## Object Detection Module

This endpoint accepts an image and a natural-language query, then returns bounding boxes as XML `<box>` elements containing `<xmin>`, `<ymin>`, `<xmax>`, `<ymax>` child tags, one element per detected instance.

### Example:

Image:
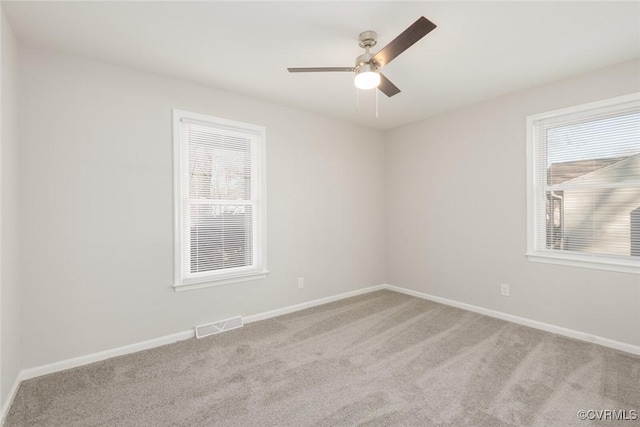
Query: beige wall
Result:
<box><xmin>18</xmin><ymin>46</ymin><xmax>386</xmax><ymax>369</ymax></box>
<box><xmin>385</xmin><ymin>59</ymin><xmax>640</xmax><ymax>347</ymax></box>
<box><xmin>9</xmin><ymin>38</ymin><xmax>640</xmax><ymax>380</ymax></box>
<box><xmin>1</xmin><ymin>10</ymin><xmax>21</xmax><ymax>407</ymax></box>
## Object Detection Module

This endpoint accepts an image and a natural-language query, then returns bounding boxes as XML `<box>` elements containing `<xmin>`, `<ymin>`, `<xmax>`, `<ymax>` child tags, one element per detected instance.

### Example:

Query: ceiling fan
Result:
<box><xmin>287</xmin><ymin>16</ymin><xmax>437</xmax><ymax>97</ymax></box>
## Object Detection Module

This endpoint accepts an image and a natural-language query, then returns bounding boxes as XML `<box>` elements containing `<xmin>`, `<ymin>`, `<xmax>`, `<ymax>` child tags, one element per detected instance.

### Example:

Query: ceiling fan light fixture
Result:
<box><xmin>354</xmin><ymin>63</ymin><xmax>380</xmax><ymax>90</ymax></box>
<box><xmin>287</xmin><ymin>16</ymin><xmax>437</xmax><ymax>98</ymax></box>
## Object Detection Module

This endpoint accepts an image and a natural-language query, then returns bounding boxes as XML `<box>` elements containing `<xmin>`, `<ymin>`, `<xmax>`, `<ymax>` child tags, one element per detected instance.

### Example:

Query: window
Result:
<box><xmin>173</xmin><ymin>110</ymin><xmax>267</xmax><ymax>291</ymax></box>
<box><xmin>526</xmin><ymin>93</ymin><xmax>640</xmax><ymax>274</ymax></box>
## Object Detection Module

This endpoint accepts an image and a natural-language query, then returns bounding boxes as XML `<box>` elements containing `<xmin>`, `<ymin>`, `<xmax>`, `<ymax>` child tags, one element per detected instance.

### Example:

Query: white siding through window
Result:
<box><xmin>526</xmin><ymin>93</ymin><xmax>640</xmax><ymax>274</ymax></box>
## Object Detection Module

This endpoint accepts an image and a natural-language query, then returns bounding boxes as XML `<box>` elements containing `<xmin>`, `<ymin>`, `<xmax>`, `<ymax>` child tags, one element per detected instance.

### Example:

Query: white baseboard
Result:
<box><xmin>0</xmin><ymin>374</ymin><xmax>22</xmax><ymax>426</ymax></box>
<box><xmin>243</xmin><ymin>285</ymin><xmax>386</xmax><ymax>324</ymax></box>
<box><xmin>384</xmin><ymin>284</ymin><xmax>640</xmax><ymax>356</ymax></box>
<box><xmin>20</xmin><ymin>285</ymin><xmax>385</xmax><ymax>381</ymax></box>
<box><xmin>19</xmin><ymin>330</ymin><xmax>195</xmax><ymax>382</ymax></box>
<box><xmin>3</xmin><ymin>282</ymin><xmax>638</xmax><ymax>424</ymax></box>
<box><xmin>2</xmin><ymin>284</ymin><xmax>387</xmax><ymax>424</ymax></box>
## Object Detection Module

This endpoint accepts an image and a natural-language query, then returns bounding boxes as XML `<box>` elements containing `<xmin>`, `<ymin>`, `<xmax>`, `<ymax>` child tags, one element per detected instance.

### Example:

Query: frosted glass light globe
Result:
<box><xmin>354</xmin><ymin>71</ymin><xmax>381</xmax><ymax>90</ymax></box>
<box><xmin>354</xmin><ymin>64</ymin><xmax>380</xmax><ymax>89</ymax></box>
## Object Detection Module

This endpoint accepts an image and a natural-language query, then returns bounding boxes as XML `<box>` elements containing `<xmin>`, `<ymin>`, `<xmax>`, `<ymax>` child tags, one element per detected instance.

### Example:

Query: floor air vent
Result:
<box><xmin>195</xmin><ymin>316</ymin><xmax>243</xmax><ymax>339</ymax></box>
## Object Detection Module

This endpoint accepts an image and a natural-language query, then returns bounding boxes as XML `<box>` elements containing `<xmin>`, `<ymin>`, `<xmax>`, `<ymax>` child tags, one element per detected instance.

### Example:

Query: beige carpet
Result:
<box><xmin>6</xmin><ymin>290</ymin><xmax>639</xmax><ymax>426</ymax></box>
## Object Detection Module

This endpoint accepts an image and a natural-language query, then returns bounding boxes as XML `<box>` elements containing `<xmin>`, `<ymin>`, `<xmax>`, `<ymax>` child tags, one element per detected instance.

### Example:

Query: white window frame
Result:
<box><xmin>526</xmin><ymin>92</ymin><xmax>640</xmax><ymax>275</ymax></box>
<box><xmin>173</xmin><ymin>109</ymin><xmax>268</xmax><ymax>291</ymax></box>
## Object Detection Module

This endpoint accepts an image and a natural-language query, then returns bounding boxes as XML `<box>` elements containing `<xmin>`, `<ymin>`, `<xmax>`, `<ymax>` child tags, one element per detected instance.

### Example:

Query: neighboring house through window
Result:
<box><xmin>527</xmin><ymin>93</ymin><xmax>640</xmax><ymax>274</ymax></box>
<box><xmin>173</xmin><ymin>110</ymin><xmax>267</xmax><ymax>291</ymax></box>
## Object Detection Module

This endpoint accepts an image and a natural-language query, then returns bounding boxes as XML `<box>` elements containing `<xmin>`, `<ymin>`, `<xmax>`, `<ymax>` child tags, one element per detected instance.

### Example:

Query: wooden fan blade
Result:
<box><xmin>372</xmin><ymin>16</ymin><xmax>436</xmax><ymax>68</ymax></box>
<box><xmin>378</xmin><ymin>73</ymin><xmax>401</xmax><ymax>97</ymax></box>
<box><xmin>287</xmin><ymin>67</ymin><xmax>355</xmax><ymax>72</ymax></box>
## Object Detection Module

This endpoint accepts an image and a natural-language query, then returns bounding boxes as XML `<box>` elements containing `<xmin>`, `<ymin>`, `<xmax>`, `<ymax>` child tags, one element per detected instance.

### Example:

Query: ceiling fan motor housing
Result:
<box><xmin>355</xmin><ymin>52</ymin><xmax>379</xmax><ymax>71</ymax></box>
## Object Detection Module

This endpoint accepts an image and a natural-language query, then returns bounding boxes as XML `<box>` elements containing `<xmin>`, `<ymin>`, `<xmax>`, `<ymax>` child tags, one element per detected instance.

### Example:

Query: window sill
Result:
<box><xmin>173</xmin><ymin>270</ymin><xmax>269</xmax><ymax>292</ymax></box>
<box><xmin>526</xmin><ymin>252</ymin><xmax>639</xmax><ymax>275</ymax></box>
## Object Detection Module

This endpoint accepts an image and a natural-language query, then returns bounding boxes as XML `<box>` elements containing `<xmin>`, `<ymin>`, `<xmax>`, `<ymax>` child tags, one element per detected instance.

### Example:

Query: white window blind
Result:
<box><xmin>527</xmin><ymin>93</ymin><xmax>640</xmax><ymax>274</ymax></box>
<box><xmin>173</xmin><ymin>110</ymin><xmax>267</xmax><ymax>290</ymax></box>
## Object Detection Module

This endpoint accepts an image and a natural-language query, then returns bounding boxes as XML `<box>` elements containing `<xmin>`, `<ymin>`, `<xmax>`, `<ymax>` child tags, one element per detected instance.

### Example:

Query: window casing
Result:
<box><xmin>526</xmin><ymin>93</ymin><xmax>640</xmax><ymax>274</ymax></box>
<box><xmin>173</xmin><ymin>110</ymin><xmax>267</xmax><ymax>291</ymax></box>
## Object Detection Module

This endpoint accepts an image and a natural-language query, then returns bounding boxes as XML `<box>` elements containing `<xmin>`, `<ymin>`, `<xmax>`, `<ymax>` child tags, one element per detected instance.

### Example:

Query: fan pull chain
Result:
<box><xmin>356</xmin><ymin>88</ymin><xmax>359</xmax><ymax>113</ymax></box>
<box><xmin>376</xmin><ymin>88</ymin><xmax>379</xmax><ymax>118</ymax></box>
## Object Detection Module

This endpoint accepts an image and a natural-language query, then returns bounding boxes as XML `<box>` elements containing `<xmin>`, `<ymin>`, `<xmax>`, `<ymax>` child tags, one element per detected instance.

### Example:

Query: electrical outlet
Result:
<box><xmin>501</xmin><ymin>283</ymin><xmax>510</xmax><ymax>297</ymax></box>
<box><xmin>297</xmin><ymin>277</ymin><xmax>304</xmax><ymax>289</ymax></box>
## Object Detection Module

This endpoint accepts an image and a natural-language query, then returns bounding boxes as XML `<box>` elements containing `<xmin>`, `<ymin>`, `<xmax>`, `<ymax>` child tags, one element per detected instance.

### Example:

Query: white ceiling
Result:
<box><xmin>4</xmin><ymin>1</ymin><xmax>640</xmax><ymax>130</ymax></box>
